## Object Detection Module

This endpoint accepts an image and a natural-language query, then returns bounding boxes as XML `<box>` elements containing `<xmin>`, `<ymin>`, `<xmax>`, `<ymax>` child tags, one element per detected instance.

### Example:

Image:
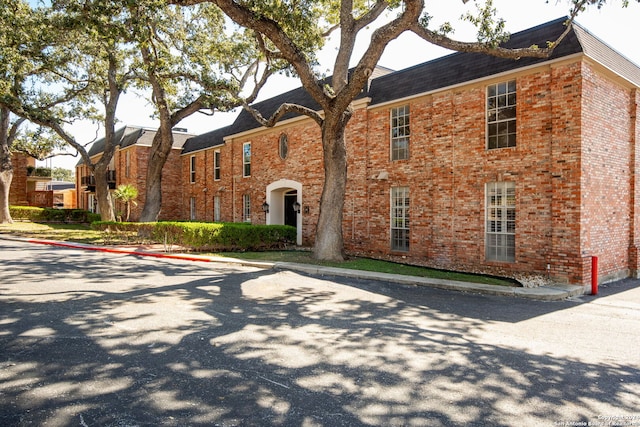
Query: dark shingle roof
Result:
<box><xmin>86</xmin><ymin>126</ymin><xmax>134</xmax><ymax>157</ymax></box>
<box><xmin>182</xmin><ymin>125</ymin><xmax>233</xmax><ymax>154</ymax></box>
<box><xmin>231</xmin><ymin>84</ymin><xmax>324</xmax><ymax>134</ymax></box>
<box><xmin>183</xmin><ymin>16</ymin><xmax>640</xmax><ymax>154</ymax></box>
<box><xmin>369</xmin><ymin>17</ymin><xmax>583</xmax><ymax>105</ymax></box>
<box><xmin>81</xmin><ymin>126</ymin><xmax>194</xmax><ymax>164</ymax></box>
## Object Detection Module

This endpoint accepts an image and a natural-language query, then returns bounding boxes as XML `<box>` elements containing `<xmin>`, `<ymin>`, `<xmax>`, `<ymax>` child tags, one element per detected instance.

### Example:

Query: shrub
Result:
<box><xmin>9</xmin><ymin>206</ymin><xmax>100</xmax><ymax>223</ymax></box>
<box><xmin>91</xmin><ymin>221</ymin><xmax>296</xmax><ymax>251</ymax></box>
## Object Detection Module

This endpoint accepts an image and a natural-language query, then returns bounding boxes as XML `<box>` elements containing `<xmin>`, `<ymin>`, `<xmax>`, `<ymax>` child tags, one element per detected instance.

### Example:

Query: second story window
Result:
<box><xmin>487</xmin><ymin>80</ymin><xmax>516</xmax><ymax>149</ymax></box>
<box><xmin>243</xmin><ymin>142</ymin><xmax>251</xmax><ymax>177</ymax></box>
<box><xmin>190</xmin><ymin>155</ymin><xmax>196</xmax><ymax>183</ymax></box>
<box><xmin>125</xmin><ymin>151</ymin><xmax>130</xmax><ymax>178</ymax></box>
<box><xmin>391</xmin><ymin>105</ymin><xmax>410</xmax><ymax>161</ymax></box>
<box><xmin>214</xmin><ymin>150</ymin><xmax>221</xmax><ymax>181</ymax></box>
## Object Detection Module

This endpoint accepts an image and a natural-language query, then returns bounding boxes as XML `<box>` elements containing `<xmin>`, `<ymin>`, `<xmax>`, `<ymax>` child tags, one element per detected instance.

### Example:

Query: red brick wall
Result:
<box><xmin>178</xmin><ymin>59</ymin><xmax>638</xmax><ymax>286</ymax></box>
<box><xmin>9</xmin><ymin>153</ymin><xmax>32</xmax><ymax>206</ymax></box>
<box><xmin>630</xmin><ymin>89</ymin><xmax>640</xmax><ymax>278</ymax></box>
<box><xmin>347</xmin><ymin>61</ymin><xmax>636</xmax><ymax>284</ymax></box>
<box><xmin>581</xmin><ymin>62</ymin><xmax>636</xmax><ymax>284</ymax></box>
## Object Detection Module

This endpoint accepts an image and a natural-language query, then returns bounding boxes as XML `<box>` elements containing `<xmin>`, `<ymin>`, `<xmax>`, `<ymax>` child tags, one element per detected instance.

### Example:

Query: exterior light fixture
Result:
<box><xmin>262</xmin><ymin>202</ymin><xmax>269</xmax><ymax>213</ymax></box>
<box><xmin>293</xmin><ymin>201</ymin><xmax>301</xmax><ymax>214</ymax></box>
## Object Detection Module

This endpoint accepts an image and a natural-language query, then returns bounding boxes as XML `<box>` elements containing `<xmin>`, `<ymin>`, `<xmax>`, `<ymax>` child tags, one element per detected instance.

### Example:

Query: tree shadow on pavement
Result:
<box><xmin>0</xmin><ymin>242</ymin><xmax>638</xmax><ymax>426</ymax></box>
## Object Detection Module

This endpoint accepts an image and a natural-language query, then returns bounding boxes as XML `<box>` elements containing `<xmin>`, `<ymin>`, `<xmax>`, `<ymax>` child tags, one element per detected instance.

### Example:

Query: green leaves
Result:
<box><xmin>461</xmin><ymin>0</ymin><xmax>509</xmax><ymax>46</ymax></box>
<box><xmin>11</xmin><ymin>126</ymin><xmax>67</xmax><ymax>160</ymax></box>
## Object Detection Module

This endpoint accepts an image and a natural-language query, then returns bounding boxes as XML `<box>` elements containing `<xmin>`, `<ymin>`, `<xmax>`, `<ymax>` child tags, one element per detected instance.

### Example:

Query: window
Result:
<box><xmin>190</xmin><ymin>197</ymin><xmax>196</xmax><ymax>220</ymax></box>
<box><xmin>190</xmin><ymin>155</ymin><xmax>196</xmax><ymax>183</ymax></box>
<box><xmin>213</xmin><ymin>150</ymin><xmax>221</xmax><ymax>181</ymax></box>
<box><xmin>243</xmin><ymin>194</ymin><xmax>251</xmax><ymax>223</ymax></box>
<box><xmin>486</xmin><ymin>182</ymin><xmax>515</xmax><ymax>262</ymax></box>
<box><xmin>243</xmin><ymin>142</ymin><xmax>251</xmax><ymax>177</ymax></box>
<box><xmin>125</xmin><ymin>151</ymin><xmax>130</xmax><ymax>178</ymax></box>
<box><xmin>487</xmin><ymin>80</ymin><xmax>516</xmax><ymax>149</ymax></box>
<box><xmin>279</xmin><ymin>133</ymin><xmax>288</xmax><ymax>159</ymax></box>
<box><xmin>391</xmin><ymin>187</ymin><xmax>410</xmax><ymax>251</ymax></box>
<box><xmin>391</xmin><ymin>105</ymin><xmax>410</xmax><ymax>160</ymax></box>
<box><xmin>214</xmin><ymin>195</ymin><xmax>221</xmax><ymax>222</ymax></box>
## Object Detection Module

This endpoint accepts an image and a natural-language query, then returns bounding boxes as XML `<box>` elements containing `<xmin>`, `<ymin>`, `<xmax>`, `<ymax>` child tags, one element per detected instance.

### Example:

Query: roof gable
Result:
<box><xmin>82</xmin><ymin>126</ymin><xmax>194</xmax><ymax>164</ymax></box>
<box><xmin>572</xmin><ymin>22</ymin><xmax>640</xmax><ymax>87</ymax></box>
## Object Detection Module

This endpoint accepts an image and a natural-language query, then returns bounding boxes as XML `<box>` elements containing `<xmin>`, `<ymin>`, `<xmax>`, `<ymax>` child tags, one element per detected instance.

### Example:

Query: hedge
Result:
<box><xmin>91</xmin><ymin>221</ymin><xmax>297</xmax><ymax>252</ymax></box>
<box><xmin>10</xmin><ymin>206</ymin><xmax>101</xmax><ymax>224</ymax></box>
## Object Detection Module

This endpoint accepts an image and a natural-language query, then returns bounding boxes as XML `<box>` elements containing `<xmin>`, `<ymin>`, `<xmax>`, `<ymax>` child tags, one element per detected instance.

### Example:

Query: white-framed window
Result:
<box><xmin>243</xmin><ymin>142</ymin><xmax>251</xmax><ymax>177</ymax></box>
<box><xmin>213</xmin><ymin>150</ymin><xmax>221</xmax><ymax>181</ymax></box>
<box><xmin>88</xmin><ymin>194</ymin><xmax>97</xmax><ymax>213</ymax></box>
<box><xmin>125</xmin><ymin>150</ymin><xmax>130</xmax><ymax>178</ymax></box>
<box><xmin>190</xmin><ymin>155</ymin><xmax>196</xmax><ymax>183</ymax></box>
<box><xmin>487</xmin><ymin>80</ymin><xmax>516</xmax><ymax>149</ymax></box>
<box><xmin>243</xmin><ymin>194</ymin><xmax>251</xmax><ymax>223</ymax></box>
<box><xmin>214</xmin><ymin>195</ymin><xmax>221</xmax><ymax>222</ymax></box>
<box><xmin>391</xmin><ymin>105</ymin><xmax>410</xmax><ymax>161</ymax></box>
<box><xmin>190</xmin><ymin>196</ymin><xmax>196</xmax><ymax>220</ymax></box>
<box><xmin>486</xmin><ymin>182</ymin><xmax>515</xmax><ymax>262</ymax></box>
<box><xmin>391</xmin><ymin>186</ymin><xmax>410</xmax><ymax>251</ymax></box>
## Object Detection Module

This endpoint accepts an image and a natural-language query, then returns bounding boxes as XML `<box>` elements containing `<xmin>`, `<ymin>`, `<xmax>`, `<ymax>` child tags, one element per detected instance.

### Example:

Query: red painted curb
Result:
<box><xmin>26</xmin><ymin>239</ymin><xmax>212</xmax><ymax>263</ymax></box>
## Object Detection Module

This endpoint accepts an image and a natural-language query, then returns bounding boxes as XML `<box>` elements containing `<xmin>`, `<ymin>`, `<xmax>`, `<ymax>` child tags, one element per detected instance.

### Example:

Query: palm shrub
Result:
<box><xmin>113</xmin><ymin>184</ymin><xmax>138</xmax><ymax>222</ymax></box>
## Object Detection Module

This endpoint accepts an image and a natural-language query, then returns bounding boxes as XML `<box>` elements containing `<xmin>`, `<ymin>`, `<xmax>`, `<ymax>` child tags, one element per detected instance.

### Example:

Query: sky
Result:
<box><xmin>38</xmin><ymin>0</ymin><xmax>640</xmax><ymax>171</ymax></box>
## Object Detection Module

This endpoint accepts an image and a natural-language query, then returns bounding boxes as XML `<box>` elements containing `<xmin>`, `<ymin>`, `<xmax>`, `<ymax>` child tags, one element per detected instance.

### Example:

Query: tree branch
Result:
<box><xmin>242</xmin><ymin>101</ymin><xmax>323</xmax><ymax>128</ymax></box>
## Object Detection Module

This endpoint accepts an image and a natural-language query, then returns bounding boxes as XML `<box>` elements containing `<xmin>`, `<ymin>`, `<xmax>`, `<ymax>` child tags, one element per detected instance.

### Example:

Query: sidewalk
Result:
<box><xmin>4</xmin><ymin>235</ymin><xmax>586</xmax><ymax>301</ymax></box>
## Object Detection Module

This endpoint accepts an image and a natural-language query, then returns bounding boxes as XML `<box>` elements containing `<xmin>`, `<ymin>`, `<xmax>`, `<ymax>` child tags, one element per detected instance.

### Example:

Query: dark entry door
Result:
<box><xmin>284</xmin><ymin>191</ymin><xmax>297</xmax><ymax>228</ymax></box>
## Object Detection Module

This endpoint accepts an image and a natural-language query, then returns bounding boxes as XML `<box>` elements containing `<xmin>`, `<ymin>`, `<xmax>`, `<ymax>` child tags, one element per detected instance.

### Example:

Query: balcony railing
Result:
<box><xmin>81</xmin><ymin>170</ymin><xmax>117</xmax><ymax>191</ymax></box>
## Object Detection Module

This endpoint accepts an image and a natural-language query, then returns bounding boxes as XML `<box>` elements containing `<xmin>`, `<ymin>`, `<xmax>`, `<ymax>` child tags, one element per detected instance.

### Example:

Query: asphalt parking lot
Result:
<box><xmin>1</xmin><ymin>238</ymin><xmax>639</xmax><ymax>426</ymax></box>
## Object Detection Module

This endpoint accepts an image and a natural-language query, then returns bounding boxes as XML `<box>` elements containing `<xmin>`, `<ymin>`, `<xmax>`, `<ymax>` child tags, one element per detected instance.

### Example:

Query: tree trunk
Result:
<box><xmin>313</xmin><ymin>115</ymin><xmax>350</xmax><ymax>261</ymax></box>
<box><xmin>94</xmin><ymin>163</ymin><xmax>115</xmax><ymax>221</ymax></box>
<box><xmin>0</xmin><ymin>169</ymin><xmax>12</xmax><ymax>224</ymax></box>
<box><xmin>139</xmin><ymin>130</ymin><xmax>171</xmax><ymax>222</ymax></box>
<box><xmin>0</xmin><ymin>107</ymin><xmax>13</xmax><ymax>224</ymax></box>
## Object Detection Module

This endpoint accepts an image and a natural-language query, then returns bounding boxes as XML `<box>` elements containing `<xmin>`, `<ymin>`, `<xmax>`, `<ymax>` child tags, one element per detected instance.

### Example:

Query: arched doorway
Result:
<box><xmin>284</xmin><ymin>190</ymin><xmax>297</xmax><ymax>228</ymax></box>
<box><xmin>265</xmin><ymin>179</ymin><xmax>302</xmax><ymax>246</ymax></box>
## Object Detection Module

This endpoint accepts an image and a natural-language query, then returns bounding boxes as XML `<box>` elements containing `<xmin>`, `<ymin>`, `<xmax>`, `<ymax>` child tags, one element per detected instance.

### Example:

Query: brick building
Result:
<box><xmin>77</xmin><ymin>18</ymin><xmax>639</xmax><ymax>287</ymax></box>
<box><xmin>76</xmin><ymin>126</ymin><xmax>193</xmax><ymax>221</ymax></box>
<box><xmin>180</xmin><ymin>17</ymin><xmax>640</xmax><ymax>287</ymax></box>
<box><xmin>9</xmin><ymin>152</ymin><xmax>54</xmax><ymax>208</ymax></box>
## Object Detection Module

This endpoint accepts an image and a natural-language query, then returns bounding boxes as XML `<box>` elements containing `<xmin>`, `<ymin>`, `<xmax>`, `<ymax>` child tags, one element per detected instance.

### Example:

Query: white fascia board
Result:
<box><xmin>179</xmin><ymin>143</ymin><xmax>226</xmax><ymax>157</ymax></box>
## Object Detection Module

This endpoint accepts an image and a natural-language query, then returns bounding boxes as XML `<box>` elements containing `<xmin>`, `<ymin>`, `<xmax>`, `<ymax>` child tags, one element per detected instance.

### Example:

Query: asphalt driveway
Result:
<box><xmin>1</xmin><ymin>238</ymin><xmax>639</xmax><ymax>426</ymax></box>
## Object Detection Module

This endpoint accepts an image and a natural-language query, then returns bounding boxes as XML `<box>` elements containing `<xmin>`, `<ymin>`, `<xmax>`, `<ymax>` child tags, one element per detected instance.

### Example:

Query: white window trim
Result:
<box><xmin>190</xmin><ymin>196</ymin><xmax>196</xmax><ymax>220</ymax></box>
<box><xmin>486</xmin><ymin>80</ymin><xmax>517</xmax><ymax>150</ymax></box>
<box><xmin>390</xmin><ymin>105</ymin><xmax>410</xmax><ymax>161</ymax></box>
<box><xmin>243</xmin><ymin>194</ymin><xmax>251</xmax><ymax>223</ymax></box>
<box><xmin>390</xmin><ymin>186</ymin><xmax>410</xmax><ymax>252</ymax></box>
<box><xmin>214</xmin><ymin>195</ymin><xmax>221</xmax><ymax>222</ymax></box>
<box><xmin>243</xmin><ymin>142</ymin><xmax>251</xmax><ymax>178</ymax></box>
<box><xmin>190</xmin><ymin>155</ymin><xmax>196</xmax><ymax>184</ymax></box>
<box><xmin>214</xmin><ymin>150</ymin><xmax>221</xmax><ymax>181</ymax></box>
<box><xmin>485</xmin><ymin>181</ymin><xmax>516</xmax><ymax>262</ymax></box>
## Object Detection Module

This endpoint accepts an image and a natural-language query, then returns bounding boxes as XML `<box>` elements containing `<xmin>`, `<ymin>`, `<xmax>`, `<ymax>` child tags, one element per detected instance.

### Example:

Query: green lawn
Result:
<box><xmin>0</xmin><ymin>221</ymin><xmax>518</xmax><ymax>287</ymax></box>
<box><xmin>211</xmin><ymin>250</ymin><xmax>517</xmax><ymax>286</ymax></box>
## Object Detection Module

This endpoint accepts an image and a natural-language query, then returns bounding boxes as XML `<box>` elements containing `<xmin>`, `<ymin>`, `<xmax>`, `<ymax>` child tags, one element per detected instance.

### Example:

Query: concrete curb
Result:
<box><xmin>2</xmin><ymin>235</ymin><xmax>585</xmax><ymax>301</ymax></box>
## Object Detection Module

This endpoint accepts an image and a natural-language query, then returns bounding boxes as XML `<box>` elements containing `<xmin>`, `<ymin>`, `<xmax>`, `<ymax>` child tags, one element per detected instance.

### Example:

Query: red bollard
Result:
<box><xmin>591</xmin><ymin>256</ymin><xmax>598</xmax><ymax>296</ymax></box>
